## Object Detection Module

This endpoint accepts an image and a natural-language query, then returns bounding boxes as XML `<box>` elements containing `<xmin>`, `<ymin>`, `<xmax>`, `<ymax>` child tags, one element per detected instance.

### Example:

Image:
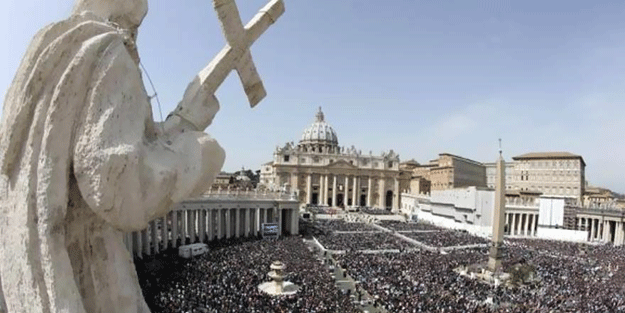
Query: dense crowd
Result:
<box><xmin>316</xmin><ymin>232</ymin><xmax>412</xmax><ymax>251</ymax></box>
<box><xmin>405</xmin><ymin>230</ymin><xmax>489</xmax><ymax>248</ymax></box>
<box><xmin>360</xmin><ymin>207</ymin><xmax>394</xmax><ymax>215</ymax></box>
<box><xmin>334</xmin><ymin>239</ymin><xmax>625</xmax><ymax>312</ymax></box>
<box><xmin>136</xmin><ymin>237</ymin><xmax>360</xmax><ymax>313</ymax></box>
<box><xmin>378</xmin><ymin>220</ymin><xmax>444</xmax><ymax>232</ymax></box>
<box><xmin>317</xmin><ymin>220</ymin><xmax>377</xmax><ymax>232</ymax></box>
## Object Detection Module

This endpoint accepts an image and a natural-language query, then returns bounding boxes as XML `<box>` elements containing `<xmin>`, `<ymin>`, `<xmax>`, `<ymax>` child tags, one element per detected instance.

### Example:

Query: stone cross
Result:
<box><xmin>200</xmin><ymin>0</ymin><xmax>285</xmax><ymax>107</ymax></box>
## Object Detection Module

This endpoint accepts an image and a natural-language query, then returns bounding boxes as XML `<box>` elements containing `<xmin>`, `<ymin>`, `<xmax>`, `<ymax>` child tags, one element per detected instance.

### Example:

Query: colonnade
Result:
<box><xmin>576</xmin><ymin>216</ymin><xmax>625</xmax><ymax>246</ymax></box>
<box><xmin>505</xmin><ymin>211</ymin><xmax>539</xmax><ymax>237</ymax></box>
<box><xmin>124</xmin><ymin>204</ymin><xmax>299</xmax><ymax>259</ymax></box>
<box><xmin>301</xmin><ymin>173</ymin><xmax>399</xmax><ymax>210</ymax></box>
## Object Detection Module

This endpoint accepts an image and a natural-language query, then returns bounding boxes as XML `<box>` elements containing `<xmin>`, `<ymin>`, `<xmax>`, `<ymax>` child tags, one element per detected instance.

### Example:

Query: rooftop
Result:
<box><xmin>512</xmin><ymin>152</ymin><xmax>585</xmax><ymax>166</ymax></box>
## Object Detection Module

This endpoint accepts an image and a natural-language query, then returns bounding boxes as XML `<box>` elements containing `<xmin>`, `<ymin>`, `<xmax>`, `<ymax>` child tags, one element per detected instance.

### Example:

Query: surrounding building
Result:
<box><xmin>260</xmin><ymin>107</ymin><xmax>401</xmax><ymax>209</ymax></box>
<box><xmin>485</xmin><ymin>152</ymin><xmax>586</xmax><ymax>201</ymax></box>
<box><xmin>403</xmin><ymin>153</ymin><xmax>486</xmax><ymax>194</ymax></box>
<box><xmin>209</xmin><ymin>168</ymin><xmax>260</xmax><ymax>191</ymax></box>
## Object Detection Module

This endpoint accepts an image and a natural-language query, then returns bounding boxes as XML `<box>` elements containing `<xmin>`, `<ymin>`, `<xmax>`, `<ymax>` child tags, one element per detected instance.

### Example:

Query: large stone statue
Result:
<box><xmin>0</xmin><ymin>0</ymin><xmax>283</xmax><ymax>312</ymax></box>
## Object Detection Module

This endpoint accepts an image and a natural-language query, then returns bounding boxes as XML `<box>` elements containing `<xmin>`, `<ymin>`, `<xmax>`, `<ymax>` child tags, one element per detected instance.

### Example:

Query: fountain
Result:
<box><xmin>258</xmin><ymin>261</ymin><xmax>299</xmax><ymax>296</ymax></box>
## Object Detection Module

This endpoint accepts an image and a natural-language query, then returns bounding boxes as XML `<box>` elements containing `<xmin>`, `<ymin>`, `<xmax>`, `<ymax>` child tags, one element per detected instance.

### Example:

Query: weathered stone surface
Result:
<box><xmin>0</xmin><ymin>1</ymin><xmax>228</xmax><ymax>312</ymax></box>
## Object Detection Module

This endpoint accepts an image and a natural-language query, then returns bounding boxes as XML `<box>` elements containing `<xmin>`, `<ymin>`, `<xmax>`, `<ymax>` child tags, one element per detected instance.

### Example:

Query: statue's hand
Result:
<box><xmin>165</xmin><ymin>75</ymin><xmax>220</xmax><ymax>133</ymax></box>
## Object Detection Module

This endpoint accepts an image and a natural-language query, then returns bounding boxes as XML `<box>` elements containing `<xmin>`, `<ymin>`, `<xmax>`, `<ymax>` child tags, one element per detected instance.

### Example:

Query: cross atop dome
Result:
<box><xmin>315</xmin><ymin>106</ymin><xmax>325</xmax><ymax>122</ymax></box>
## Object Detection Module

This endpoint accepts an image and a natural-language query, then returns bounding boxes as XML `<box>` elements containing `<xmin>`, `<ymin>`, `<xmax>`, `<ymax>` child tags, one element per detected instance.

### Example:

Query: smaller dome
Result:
<box><xmin>299</xmin><ymin>107</ymin><xmax>339</xmax><ymax>149</ymax></box>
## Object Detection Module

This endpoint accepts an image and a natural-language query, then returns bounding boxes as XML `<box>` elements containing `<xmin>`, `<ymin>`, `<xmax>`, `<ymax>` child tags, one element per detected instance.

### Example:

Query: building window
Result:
<box><xmin>388</xmin><ymin>161</ymin><xmax>393</xmax><ymax>168</ymax></box>
<box><xmin>283</xmin><ymin>155</ymin><xmax>290</xmax><ymax>162</ymax></box>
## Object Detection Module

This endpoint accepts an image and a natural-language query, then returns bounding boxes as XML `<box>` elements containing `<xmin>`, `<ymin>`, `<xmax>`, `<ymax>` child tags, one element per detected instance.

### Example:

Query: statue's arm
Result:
<box><xmin>73</xmin><ymin>39</ymin><xmax>224</xmax><ymax>231</ymax></box>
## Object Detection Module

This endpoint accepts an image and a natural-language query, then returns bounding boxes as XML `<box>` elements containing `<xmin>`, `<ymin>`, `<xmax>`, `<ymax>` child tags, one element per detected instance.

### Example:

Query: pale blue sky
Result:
<box><xmin>1</xmin><ymin>1</ymin><xmax>624</xmax><ymax>193</ymax></box>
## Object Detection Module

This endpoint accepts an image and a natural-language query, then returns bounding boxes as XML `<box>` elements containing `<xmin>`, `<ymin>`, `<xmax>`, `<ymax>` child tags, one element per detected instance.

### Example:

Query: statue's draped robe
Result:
<box><xmin>0</xmin><ymin>13</ymin><xmax>224</xmax><ymax>313</ymax></box>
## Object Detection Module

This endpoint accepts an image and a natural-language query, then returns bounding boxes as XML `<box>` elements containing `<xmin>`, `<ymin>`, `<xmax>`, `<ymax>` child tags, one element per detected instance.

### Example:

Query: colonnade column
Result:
<box><xmin>245</xmin><ymin>208</ymin><xmax>251</xmax><ymax>237</ymax></box>
<box><xmin>199</xmin><ymin>210</ymin><xmax>206</xmax><ymax>243</ymax></box>
<box><xmin>614</xmin><ymin>222</ymin><xmax>624</xmax><ymax>246</ymax></box>
<box><xmin>171</xmin><ymin>211</ymin><xmax>178</xmax><ymax>247</ymax></box>
<box><xmin>367</xmin><ymin>177</ymin><xmax>373</xmax><ymax>207</ymax></box>
<box><xmin>133</xmin><ymin>232</ymin><xmax>141</xmax><ymax>258</ymax></box>
<box><xmin>511</xmin><ymin>213</ymin><xmax>517</xmax><ymax>236</ymax></box>
<box><xmin>208</xmin><ymin>210</ymin><xmax>214</xmax><ymax>241</ymax></box>
<box><xmin>216</xmin><ymin>209</ymin><xmax>223</xmax><ymax>239</ymax></box>
<box><xmin>150</xmin><ymin>220</ymin><xmax>158</xmax><ymax>254</ymax></box>
<box><xmin>161</xmin><ymin>215</ymin><xmax>168</xmax><ymax>250</ymax></box>
<box><xmin>235</xmin><ymin>208</ymin><xmax>240</xmax><ymax>238</ymax></box>
<box><xmin>332</xmin><ymin>175</ymin><xmax>337</xmax><ymax>207</ymax></box>
<box><xmin>522</xmin><ymin>214</ymin><xmax>528</xmax><ymax>236</ymax></box>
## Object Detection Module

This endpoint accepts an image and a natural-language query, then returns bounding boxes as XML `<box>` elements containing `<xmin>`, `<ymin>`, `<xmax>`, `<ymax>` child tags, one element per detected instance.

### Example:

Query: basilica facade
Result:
<box><xmin>260</xmin><ymin>108</ymin><xmax>402</xmax><ymax>210</ymax></box>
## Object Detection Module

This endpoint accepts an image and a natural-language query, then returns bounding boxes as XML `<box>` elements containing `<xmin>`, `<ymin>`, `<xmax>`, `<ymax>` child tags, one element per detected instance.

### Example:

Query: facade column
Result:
<box><xmin>306</xmin><ymin>174</ymin><xmax>312</xmax><ymax>205</ymax></box>
<box><xmin>352</xmin><ymin>176</ymin><xmax>357</xmax><ymax>207</ymax></box>
<box><xmin>516</xmin><ymin>213</ymin><xmax>523</xmax><ymax>236</ymax></box>
<box><xmin>344</xmin><ymin>175</ymin><xmax>350</xmax><ymax>206</ymax></box>
<box><xmin>378</xmin><ymin>177</ymin><xmax>385</xmax><ymax>208</ymax></box>
<box><xmin>589</xmin><ymin>218</ymin><xmax>594</xmax><ymax>241</ymax></box>
<box><xmin>323</xmin><ymin>174</ymin><xmax>329</xmax><ymax>205</ymax></box>
<box><xmin>332</xmin><ymin>175</ymin><xmax>337</xmax><ymax>207</ymax></box>
<box><xmin>578</xmin><ymin>217</ymin><xmax>583</xmax><ymax>231</ymax></box>
<box><xmin>511</xmin><ymin>213</ymin><xmax>517</xmax><ymax>236</ymax></box>
<box><xmin>367</xmin><ymin>176</ymin><xmax>373</xmax><ymax>207</ymax></box>
<box><xmin>393</xmin><ymin>178</ymin><xmax>400</xmax><ymax>210</ymax></box>
<box><xmin>603</xmin><ymin>220</ymin><xmax>610</xmax><ymax>243</ymax></box>
<box><xmin>319</xmin><ymin>174</ymin><xmax>324</xmax><ymax>205</ymax></box>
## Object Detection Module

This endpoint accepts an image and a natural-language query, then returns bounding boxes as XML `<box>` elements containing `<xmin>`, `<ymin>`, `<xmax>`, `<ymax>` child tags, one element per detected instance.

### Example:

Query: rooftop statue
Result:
<box><xmin>0</xmin><ymin>0</ymin><xmax>283</xmax><ymax>312</ymax></box>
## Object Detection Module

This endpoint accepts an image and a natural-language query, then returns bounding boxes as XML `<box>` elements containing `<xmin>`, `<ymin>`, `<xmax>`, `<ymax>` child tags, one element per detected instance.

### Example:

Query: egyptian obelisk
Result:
<box><xmin>488</xmin><ymin>141</ymin><xmax>506</xmax><ymax>272</ymax></box>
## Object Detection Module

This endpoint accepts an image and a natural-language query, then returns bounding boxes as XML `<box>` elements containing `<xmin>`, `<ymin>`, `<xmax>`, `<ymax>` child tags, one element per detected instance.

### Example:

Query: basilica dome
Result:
<box><xmin>299</xmin><ymin>107</ymin><xmax>338</xmax><ymax>152</ymax></box>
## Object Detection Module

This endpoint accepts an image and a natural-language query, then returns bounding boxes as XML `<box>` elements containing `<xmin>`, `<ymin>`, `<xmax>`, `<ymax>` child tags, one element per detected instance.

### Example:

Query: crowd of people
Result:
<box><xmin>316</xmin><ymin>232</ymin><xmax>412</xmax><ymax>251</ymax></box>
<box><xmin>333</xmin><ymin>239</ymin><xmax>625</xmax><ymax>312</ymax></box>
<box><xmin>405</xmin><ymin>230</ymin><xmax>489</xmax><ymax>248</ymax></box>
<box><xmin>317</xmin><ymin>220</ymin><xmax>377</xmax><ymax>232</ymax></box>
<box><xmin>136</xmin><ymin>237</ymin><xmax>360</xmax><ymax>313</ymax></box>
<box><xmin>378</xmin><ymin>220</ymin><xmax>444</xmax><ymax>231</ymax></box>
<box><xmin>360</xmin><ymin>207</ymin><xmax>394</xmax><ymax>215</ymax></box>
<box><xmin>136</xmin><ymin>215</ymin><xmax>625</xmax><ymax>313</ymax></box>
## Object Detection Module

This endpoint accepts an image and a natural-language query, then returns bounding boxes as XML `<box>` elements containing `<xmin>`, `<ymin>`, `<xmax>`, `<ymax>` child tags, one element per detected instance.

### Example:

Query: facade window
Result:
<box><xmin>283</xmin><ymin>155</ymin><xmax>290</xmax><ymax>162</ymax></box>
<box><xmin>388</xmin><ymin>161</ymin><xmax>393</xmax><ymax>168</ymax></box>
